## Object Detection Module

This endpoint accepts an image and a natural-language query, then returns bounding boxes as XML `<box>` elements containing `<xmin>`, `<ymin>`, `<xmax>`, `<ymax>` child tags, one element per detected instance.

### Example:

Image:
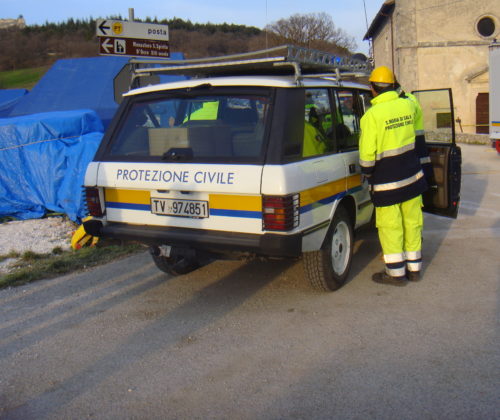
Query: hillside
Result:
<box><xmin>0</xmin><ymin>18</ymin><xmax>267</xmax><ymax>73</ymax></box>
<box><xmin>0</xmin><ymin>66</ymin><xmax>49</xmax><ymax>89</ymax></box>
<box><xmin>0</xmin><ymin>15</ymin><xmax>356</xmax><ymax>74</ymax></box>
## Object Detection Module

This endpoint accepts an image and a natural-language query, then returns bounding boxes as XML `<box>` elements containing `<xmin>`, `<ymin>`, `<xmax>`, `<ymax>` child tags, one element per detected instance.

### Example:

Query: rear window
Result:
<box><xmin>105</xmin><ymin>88</ymin><xmax>272</xmax><ymax>162</ymax></box>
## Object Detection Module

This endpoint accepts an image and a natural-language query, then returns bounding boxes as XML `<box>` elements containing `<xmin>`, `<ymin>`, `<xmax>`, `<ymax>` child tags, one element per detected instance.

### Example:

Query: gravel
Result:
<box><xmin>0</xmin><ymin>217</ymin><xmax>76</xmax><ymax>275</ymax></box>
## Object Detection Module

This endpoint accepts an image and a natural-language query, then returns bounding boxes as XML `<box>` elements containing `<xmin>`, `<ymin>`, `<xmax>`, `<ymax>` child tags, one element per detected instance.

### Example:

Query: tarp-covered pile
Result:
<box><xmin>7</xmin><ymin>53</ymin><xmax>186</xmax><ymax>128</ymax></box>
<box><xmin>7</xmin><ymin>56</ymin><xmax>129</xmax><ymax>128</ymax></box>
<box><xmin>0</xmin><ymin>54</ymin><xmax>187</xmax><ymax>222</ymax></box>
<box><xmin>0</xmin><ymin>89</ymin><xmax>28</xmax><ymax>118</ymax></box>
<box><xmin>0</xmin><ymin>109</ymin><xmax>104</xmax><ymax>222</ymax></box>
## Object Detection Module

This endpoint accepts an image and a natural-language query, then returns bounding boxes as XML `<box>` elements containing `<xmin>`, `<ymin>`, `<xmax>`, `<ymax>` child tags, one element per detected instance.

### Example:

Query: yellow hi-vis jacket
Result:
<box><xmin>303</xmin><ymin>121</ymin><xmax>327</xmax><ymax>157</ymax></box>
<box><xmin>184</xmin><ymin>101</ymin><xmax>219</xmax><ymax>121</ymax></box>
<box><xmin>359</xmin><ymin>90</ymin><xmax>427</xmax><ymax>207</ymax></box>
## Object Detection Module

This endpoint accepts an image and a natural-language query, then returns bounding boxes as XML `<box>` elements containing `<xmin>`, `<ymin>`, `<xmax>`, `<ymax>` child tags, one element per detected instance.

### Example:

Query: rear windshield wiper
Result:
<box><xmin>161</xmin><ymin>147</ymin><xmax>194</xmax><ymax>161</ymax></box>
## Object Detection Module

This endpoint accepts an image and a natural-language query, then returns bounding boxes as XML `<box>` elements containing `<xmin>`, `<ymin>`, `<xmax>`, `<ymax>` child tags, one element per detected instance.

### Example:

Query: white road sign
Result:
<box><xmin>96</xmin><ymin>19</ymin><xmax>169</xmax><ymax>41</ymax></box>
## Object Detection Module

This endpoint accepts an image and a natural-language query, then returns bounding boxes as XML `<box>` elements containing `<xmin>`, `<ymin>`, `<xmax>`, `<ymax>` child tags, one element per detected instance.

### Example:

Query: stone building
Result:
<box><xmin>0</xmin><ymin>16</ymin><xmax>26</xmax><ymax>30</ymax></box>
<box><xmin>364</xmin><ymin>0</ymin><xmax>499</xmax><ymax>135</ymax></box>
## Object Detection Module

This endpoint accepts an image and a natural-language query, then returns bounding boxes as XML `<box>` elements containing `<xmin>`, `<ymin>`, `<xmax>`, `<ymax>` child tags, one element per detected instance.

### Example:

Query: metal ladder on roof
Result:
<box><xmin>127</xmin><ymin>44</ymin><xmax>371</xmax><ymax>86</ymax></box>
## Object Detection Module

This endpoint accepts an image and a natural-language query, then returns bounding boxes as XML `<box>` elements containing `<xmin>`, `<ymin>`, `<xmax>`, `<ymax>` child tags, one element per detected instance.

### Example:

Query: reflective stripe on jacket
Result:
<box><xmin>359</xmin><ymin>90</ymin><xmax>427</xmax><ymax>207</ymax></box>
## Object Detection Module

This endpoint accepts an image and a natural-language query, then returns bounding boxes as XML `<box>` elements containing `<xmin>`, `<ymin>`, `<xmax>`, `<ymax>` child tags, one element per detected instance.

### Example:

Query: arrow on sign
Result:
<box><xmin>98</xmin><ymin>20</ymin><xmax>110</xmax><ymax>35</ymax></box>
<box><xmin>101</xmin><ymin>38</ymin><xmax>113</xmax><ymax>53</ymax></box>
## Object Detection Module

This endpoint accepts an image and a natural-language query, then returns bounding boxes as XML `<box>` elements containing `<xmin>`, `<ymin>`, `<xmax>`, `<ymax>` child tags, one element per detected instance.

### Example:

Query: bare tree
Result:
<box><xmin>264</xmin><ymin>12</ymin><xmax>357</xmax><ymax>54</ymax></box>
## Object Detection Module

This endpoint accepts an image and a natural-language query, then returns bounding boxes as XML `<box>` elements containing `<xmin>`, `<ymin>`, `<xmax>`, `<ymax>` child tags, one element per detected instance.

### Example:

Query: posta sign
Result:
<box><xmin>96</xmin><ymin>19</ymin><xmax>169</xmax><ymax>41</ymax></box>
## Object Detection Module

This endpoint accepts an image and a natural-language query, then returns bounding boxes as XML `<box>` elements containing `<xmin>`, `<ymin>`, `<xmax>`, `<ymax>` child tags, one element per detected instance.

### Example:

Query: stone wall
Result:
<box><xmin>456</xmin><ymin>133</ymin><xmax>490</xmax><ymax>145</ymax></box>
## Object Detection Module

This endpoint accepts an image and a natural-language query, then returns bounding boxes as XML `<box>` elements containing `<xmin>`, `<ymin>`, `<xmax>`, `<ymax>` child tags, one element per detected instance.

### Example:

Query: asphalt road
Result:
<box><xmin>1</xmin><ymin>143</ymin><xmax>499</xmax><ymax>420</ymax></box>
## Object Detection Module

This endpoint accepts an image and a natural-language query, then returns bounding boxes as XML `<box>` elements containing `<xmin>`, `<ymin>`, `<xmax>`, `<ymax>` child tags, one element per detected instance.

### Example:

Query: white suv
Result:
<box><xmin>83</xmin><ymin>46</ymin><xmax>375</xmax><ymax>291</ymax></box>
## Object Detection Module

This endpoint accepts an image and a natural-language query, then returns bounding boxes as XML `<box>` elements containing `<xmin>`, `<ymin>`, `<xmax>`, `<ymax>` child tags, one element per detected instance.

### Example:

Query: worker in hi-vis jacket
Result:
<box><xmin>359</xmin><ymin>66</ymin><xmax>428</xmax><ymax>286</ymax></box>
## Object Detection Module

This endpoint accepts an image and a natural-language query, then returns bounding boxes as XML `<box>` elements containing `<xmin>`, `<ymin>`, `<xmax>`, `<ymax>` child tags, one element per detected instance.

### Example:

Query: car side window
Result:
<box><xmin>333</xmin><ymin>90</ymin><xmax>364</xmax><ymax>151</ymax></box>
<box><xmin>302</xmin><ymin>88</ymin><xmax>334</xmax><ymax>158</ymax></box>
<box><xmin>358</xmin><ymin>90</ymin><xmax>373</xmax><ymax>114</ymax></box>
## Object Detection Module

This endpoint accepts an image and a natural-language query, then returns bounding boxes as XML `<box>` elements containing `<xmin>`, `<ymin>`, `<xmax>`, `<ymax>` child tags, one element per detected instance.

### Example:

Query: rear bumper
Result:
<box><xmin>84</xmin><ymin>220</ymin><xmax>302</xmax><ymax>258</ymax></box>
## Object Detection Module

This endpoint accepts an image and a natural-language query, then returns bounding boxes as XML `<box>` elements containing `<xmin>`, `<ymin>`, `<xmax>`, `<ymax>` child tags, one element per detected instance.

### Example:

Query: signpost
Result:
<box><xmin>96</xmin><ymin>19</ymin><xmax>170</xmax><ymax>58</ymax></box>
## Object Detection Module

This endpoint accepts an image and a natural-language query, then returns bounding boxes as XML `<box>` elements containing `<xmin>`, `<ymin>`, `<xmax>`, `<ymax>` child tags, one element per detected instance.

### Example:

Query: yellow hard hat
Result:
<box><xmin>369</xmin><ymin>66</ymin><xmax>395</xmax><ymax>84</ymax></box>
<box><xmin>71</xmin><ymin>216</ymin><xmax>99</xmax><ymax>250</ymax></box>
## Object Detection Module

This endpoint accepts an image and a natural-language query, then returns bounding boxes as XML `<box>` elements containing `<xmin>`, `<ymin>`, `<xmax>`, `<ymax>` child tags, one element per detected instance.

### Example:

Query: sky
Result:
<box><xmin>1</xmin><ymin>0</ymin><xmax>383</xmax><ymax>54</ymax></box>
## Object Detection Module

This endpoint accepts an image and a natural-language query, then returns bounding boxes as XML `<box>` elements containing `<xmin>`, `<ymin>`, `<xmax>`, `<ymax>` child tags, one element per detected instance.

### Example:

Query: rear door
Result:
<box><xmin>412</xmin><ymin>88</ymin><xmax>461</xmax><ymax>218</ymax></box>
<box><xmin>94</xmin><ymin>88</ymin><xmax>271</xmax><ymax>234</ymax></box>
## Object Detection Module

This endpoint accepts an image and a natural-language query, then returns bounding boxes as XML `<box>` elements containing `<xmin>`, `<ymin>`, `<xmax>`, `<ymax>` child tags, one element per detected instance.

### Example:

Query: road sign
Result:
<box><xmin>98</xmin><ymin>37</ymin><xmax>170</xmax><ymax>58</ymax></box>
<box><xmin>96</xmin><ymin>19</ymin><xmax>169</xmax><ymax>41</ymax></box>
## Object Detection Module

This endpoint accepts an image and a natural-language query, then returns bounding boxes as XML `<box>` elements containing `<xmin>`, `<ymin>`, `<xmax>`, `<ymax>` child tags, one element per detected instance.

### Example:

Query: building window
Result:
<box><xmin>476</xmin><ymin>16</ymin><xmax>496</xmax><ymax>38</ymax></box>
<box><xmin>436</xmin><ymin>112</ymin><xmax>452</xmax><ymax>129</ymax></box>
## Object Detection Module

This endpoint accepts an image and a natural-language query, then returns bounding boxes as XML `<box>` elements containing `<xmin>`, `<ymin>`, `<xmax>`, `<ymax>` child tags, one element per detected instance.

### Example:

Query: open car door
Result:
<box><xmin>413</xmin><ymin>88</ymin><xmax>462</xmax><ymax>218</ymax></box>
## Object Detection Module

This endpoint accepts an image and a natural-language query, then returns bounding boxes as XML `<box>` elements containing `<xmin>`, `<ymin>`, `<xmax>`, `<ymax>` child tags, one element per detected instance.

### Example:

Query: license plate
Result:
<box><xmin>151</xmin><ymin>198</ymin><xmax>209</xmax><ymax>218</ymax></box>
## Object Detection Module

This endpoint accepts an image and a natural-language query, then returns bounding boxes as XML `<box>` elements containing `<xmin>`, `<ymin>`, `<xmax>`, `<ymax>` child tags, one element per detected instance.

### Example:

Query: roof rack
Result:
<box><xmin>128</xmin><ymin>45</ymin><xmax>371</xmax><ymax>86</ymax></box>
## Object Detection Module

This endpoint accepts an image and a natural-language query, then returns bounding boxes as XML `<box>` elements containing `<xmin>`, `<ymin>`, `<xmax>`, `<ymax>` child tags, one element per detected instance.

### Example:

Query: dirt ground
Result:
<box><xmin>0</xmin><ymin>217</ymin><xmax>75</xmax><ymax>274</ymax></box>
<box><xmin>0</xmin><ymin>144</ymin><xmax>499</xmax><ymax>419</ymax></box>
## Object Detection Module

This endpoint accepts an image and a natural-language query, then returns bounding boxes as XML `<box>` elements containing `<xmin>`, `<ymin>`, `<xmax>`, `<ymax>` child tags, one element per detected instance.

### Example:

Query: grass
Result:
<box><xmin>0</xmin><ymin>250</ymin><xmax>21</xmax><ymax>262</ymax></box>
<box><xmin>0</xmin><ymin>66</ymin><xmax>49</xmax><ymax>89</ymax></box>
<box><xmin>0</xmin><ymin>241</ymin><xmax>144</xmax><ymax>289</ymax></box>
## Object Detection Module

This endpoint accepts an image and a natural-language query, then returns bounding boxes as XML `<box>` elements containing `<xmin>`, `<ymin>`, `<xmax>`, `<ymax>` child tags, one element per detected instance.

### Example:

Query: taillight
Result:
<box><xmin>262</xmin><ymin>194</ymin><xmax>299</xmax><ymax>231</ymax></box>
<box><xmin>85</xmin><ymin>187</ymin><xmax>104</xmax><ymax>217</ymax></box>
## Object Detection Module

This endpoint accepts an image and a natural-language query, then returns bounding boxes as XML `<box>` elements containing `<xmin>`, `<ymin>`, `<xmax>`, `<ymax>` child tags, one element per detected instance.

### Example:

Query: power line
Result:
<box><xmin>362</xmin><ymin>0</ymin><xmax>373</xmax><ymax>60</ymax></box>
<box><xmin>362</xmin><ymin>0</ymin><xmax>369</xmax><ymax>30</ymax></box>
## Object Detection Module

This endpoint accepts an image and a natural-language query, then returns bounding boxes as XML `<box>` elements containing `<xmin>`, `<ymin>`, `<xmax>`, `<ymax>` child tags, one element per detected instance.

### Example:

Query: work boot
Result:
<box><xmin>372</xmin><ymin>272</ymin><xmax>408</xmax><ymax>286</ymax></box>
<box><xmin>407</xmin><ymin>271</ymin><xmax>421</xmax><ymax>282</ymax></box>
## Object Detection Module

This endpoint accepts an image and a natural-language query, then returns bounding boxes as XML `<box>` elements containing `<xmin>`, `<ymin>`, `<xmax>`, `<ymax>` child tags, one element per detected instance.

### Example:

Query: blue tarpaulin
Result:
<box><xmin>0</xmin><ymin>109</ymin><xmax>104</xmax><ymax>222</ymax></box>
<box><xmin>1</xmin><ymin>54</ymin><xmax>187</xmax><ymax>222</ymax></box>
<box><xmin>0</xmin><ymin>89</ymin><xmax>28</xmax><ymax>118</ymax></box>
<box><xmin>8</xmin><ymin>54</ymin><xmax>186</xmax><ymax>128</ymax></box>
<box><xmin>8</xmin><ymin>56</ymin><xmax>129</xmax><ymax>128</ymax></box>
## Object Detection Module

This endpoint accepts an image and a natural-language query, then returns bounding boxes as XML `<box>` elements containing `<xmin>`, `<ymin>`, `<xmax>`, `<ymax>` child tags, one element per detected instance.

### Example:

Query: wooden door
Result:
<box><xmin>476</xmin><ymin>92</ymin><xmax>489</xmax><ymax>134</ymax></box>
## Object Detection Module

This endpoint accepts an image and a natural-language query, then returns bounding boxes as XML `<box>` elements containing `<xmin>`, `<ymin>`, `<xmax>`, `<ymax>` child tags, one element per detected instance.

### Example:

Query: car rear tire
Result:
<box><xmin>303</xmin><ymin>206</ymin><xmax>354</xmax><ymax>291</ymax></box>
<box><xmin>151</xmin><ymin>254</ymin><xmax>200</xmax><ymax>276</ymax></box>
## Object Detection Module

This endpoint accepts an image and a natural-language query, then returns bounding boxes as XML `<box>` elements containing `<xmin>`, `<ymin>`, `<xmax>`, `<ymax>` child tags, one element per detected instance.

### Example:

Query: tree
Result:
<box><xmin>264</xmin><ymin>12</ymin><xmax>357</xmax><ymax>55</ymax></box>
